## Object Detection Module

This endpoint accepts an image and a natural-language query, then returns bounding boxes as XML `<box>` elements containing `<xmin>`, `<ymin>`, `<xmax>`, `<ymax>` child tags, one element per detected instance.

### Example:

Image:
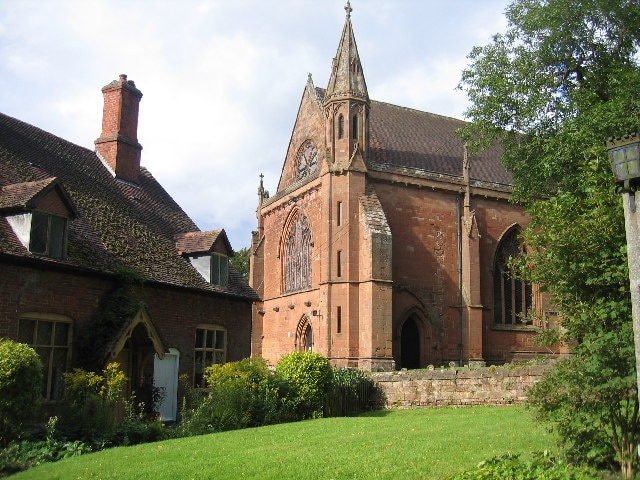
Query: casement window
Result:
<box><xmin>211</xmin><ymin>253</ymin><xmax>229</xmax><ymax>287</ymax></box>
<box><xmin>283</xmin><ymin>212</ymin><xmax>313</xmax><ymax>293</ymax></box>
<box><xmin>193</xmin><ymin>325</ymin><xmax>226</xmax><ymax>388</ymax></box>
<box><xmin>189</xmin><ymin>253</ymin><xmax>229</xmax><ymax>287</ymax></box>
<box><xmin>336</xmin><ymin>306</ymin><xmax>342</xmax><ymax>334</ymax></box>
<box><xmin>352</xmin><ymin>114</ymin><xmax>358</xmax><ymax>140</ymax></box>
<box><xmin>18</xmin><ymin>314</ymin><xmax>72</xmax><ymax>401</ymax></box>
<box><xmin>337</xmin><ymin>201</ymin><xmax>343</xmax><ymax>227</ymax></box>
<box><xmin>336</xmin><ymin>250</ymin><xmax>342</xmax><ymax>278</ymax></box>
<box><xmin>29</xmin><ymin>211</ymin><xmax>67</xmax><ymax>259</ymax></box>
<box><xmin>338</xmin><ymin>114</ymin><xmax>344</xmax><ymax>139</ymax></box>
<box><xmin>493</xmin><ymin>229</ymin><xmax>533</xmax><ymax>326</ymax></box>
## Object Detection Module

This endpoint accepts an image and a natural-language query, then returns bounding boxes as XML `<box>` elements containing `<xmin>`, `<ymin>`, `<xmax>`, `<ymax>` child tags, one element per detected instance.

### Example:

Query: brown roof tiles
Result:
<box><xmin>0</xmin><ymin>112</ymin><xmax>258</xmax><ymax>301</ymax></box>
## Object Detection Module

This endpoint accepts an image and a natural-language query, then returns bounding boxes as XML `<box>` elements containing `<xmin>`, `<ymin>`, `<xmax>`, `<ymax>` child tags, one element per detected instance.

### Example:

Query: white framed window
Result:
<box><xmin>193</xmin><ymin>325</ymin><xmax>226</xmax><ymax>388</ymax></box>
<box><xmin>18</xmin><ymin>313</ymin><xmax>72</xmax><ymax>401</ymax></box>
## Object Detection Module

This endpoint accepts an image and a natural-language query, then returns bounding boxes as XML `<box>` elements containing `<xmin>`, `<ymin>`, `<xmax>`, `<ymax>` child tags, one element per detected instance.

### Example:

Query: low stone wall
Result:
<box><xmin>371</xmin><ymin>365</ymin><xmax>549</xmax><ymax>408</ymax></box>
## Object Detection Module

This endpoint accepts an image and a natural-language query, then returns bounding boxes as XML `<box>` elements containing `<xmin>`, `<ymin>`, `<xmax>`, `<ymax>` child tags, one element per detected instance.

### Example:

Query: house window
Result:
<box><xmin>337</xmin><ymin>250</ymin><xmax>342</xmax><ymax>278</ymax></box>
<box><xmin>29</xmin><ymin>211</ymin><xmax>67</xmax><ymax>259</ymax></box>
<box><xmin>211</xmin><ymin>253</ymin><xmax>229</xmax><ymax>287</ymax></box>
<box><xmin>188</xmin><ymin>253</ymin><xmax>229</xmax><ymax>287</ymax></box>
<box><xmin>194</xmin><ymin>325</ymin><xmax>226</xmax><ymax>388</ymax></box>
<box><xmin>283</xmin><ymin>212</ymin><xmax>313</xmax><ymax>293</ymax></box>
<box><xmin>18</xmin><ymin>314</ymin><xmax>71</xmax><ymax>401</ymax></box>
<box><xmin>336</xmin><ymin>306</ymin><xmax>342</xmax><ymax>334</ymax></box>
<box><xmin>337</xmin><ymin>201</ymin><xmax>343</xmax><ymax>227</ymax></box>
<box><xmin>338</xmin><ymin>114</ymin><xmax>344</xmax><ymax>139</ymax></box>
<box><xmin>493</xmin><ymin>229</ymin><xmax>533</xmax><ymax>326</ymax></box>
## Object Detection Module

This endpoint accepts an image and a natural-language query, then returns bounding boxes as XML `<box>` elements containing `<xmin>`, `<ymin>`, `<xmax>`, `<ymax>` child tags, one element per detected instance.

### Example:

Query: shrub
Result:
<box><xmin>0</xmin><ymin>338</ymin><xmax>42</xmax><ymax>445</ymax></box>
<box><xmin>276</xmin><ymin>351</ymin><xmax>333</xmax><ymax>420</ymax></box>
<box><xmin>448</xmin><ymin>453</ymin><xmax>598</xmax><ymax>480</ymax></box>
<box><xmin>59</xmin><ymin>362</ymin><xmax>127</xmax><ymax>442</ymax></box>
<box><xmin>325</xmin><ymin>368</ymin><xmax>375</xmax><ymax>417</ymax></box>
<box><xmin>0</xmin><ymin>416</ymin><xmax>92</xmax><ymax>476</ymax></box>
<box><xmin>183</xmin><ymin>358</ymin><xmax>286</xmax><ymax>435</ymax></box>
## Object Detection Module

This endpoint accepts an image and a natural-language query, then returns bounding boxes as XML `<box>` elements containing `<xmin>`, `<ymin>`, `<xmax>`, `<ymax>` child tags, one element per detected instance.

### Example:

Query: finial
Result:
<box><xmin>345</xmin><ymin>1</ymin><xmax>352</xmax><ymax>18</ymax></box>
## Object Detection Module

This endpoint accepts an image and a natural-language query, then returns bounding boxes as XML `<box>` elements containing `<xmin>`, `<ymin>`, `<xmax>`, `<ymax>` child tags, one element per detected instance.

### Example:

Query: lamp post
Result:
<box><xmin>607</xmin><ymin>133</ymin><xmax>640</xmax><ymax>414</ymax></box>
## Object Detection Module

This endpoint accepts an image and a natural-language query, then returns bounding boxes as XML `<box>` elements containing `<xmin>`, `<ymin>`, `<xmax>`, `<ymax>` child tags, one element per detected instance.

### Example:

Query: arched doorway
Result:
<box><xmin>400</xmin><ymin>317</ymin><xmax>421</xmax><ymax>369</ymax></box>
<box><xmin>295</xmin><ymin>316</ymin><xmax>313</xmax><ymax>351</ymax></box>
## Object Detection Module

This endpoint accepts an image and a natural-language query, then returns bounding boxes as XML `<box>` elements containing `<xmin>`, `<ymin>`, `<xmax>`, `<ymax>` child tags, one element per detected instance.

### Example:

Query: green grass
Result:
<box><xmin>13</xmin><ymin>406</ymin><xmax>555</xmax><ymax>480</ymax></box>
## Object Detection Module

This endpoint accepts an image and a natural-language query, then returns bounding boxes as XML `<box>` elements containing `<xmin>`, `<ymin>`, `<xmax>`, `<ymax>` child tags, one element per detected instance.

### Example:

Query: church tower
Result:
<box><xmin>323</xmin><ymin>1</ymin><xmax>369</xmax><ymax>167</ymax></box>
<box><xmin>317</xmin><ymin>2</ymin><xmax>394</xmax><ymax>371</ymax></box>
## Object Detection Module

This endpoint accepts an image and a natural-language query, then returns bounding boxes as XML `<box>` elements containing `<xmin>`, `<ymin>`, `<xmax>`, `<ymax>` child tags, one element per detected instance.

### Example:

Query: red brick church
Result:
<box><xmin>250</xmin><ymin>3</ymin><xmax>559</xmax><ymax>370</ymax></box>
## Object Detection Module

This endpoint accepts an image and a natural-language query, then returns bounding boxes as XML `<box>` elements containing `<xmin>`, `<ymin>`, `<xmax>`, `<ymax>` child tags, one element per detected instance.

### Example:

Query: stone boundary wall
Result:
<box><xmin>371</xmin><ymin>365</ymin><xmax>550</xmax><ymax>408</ymax></box>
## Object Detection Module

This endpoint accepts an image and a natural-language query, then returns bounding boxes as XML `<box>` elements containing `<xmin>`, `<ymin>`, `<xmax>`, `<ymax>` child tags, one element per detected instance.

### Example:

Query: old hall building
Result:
<box><xmin>0</xmin><ymin>74</ymin><xmax>258</xmax><ymax>420</ymax></box>
<box><xmin>249</xmin><ymin>4</ymin><xmax>558</xmax><ymax>370</ymax></box>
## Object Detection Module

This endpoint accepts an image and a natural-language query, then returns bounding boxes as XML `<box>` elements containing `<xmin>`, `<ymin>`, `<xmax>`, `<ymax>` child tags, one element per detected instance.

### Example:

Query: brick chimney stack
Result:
<box><xmin>95</xmin><ymin>74</ymin><xmax>143</xmax><ymax>184</ymax></box>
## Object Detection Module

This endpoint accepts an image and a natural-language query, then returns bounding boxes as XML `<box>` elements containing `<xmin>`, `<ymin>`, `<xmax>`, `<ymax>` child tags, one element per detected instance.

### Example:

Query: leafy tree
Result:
<box><xmin>458</xmin><ymin>0</ymin><xmax>640</xmax><ymax>477</ymax></box>
<box><xmin>230</xmin><ymin>246</ymin><xmax>250</xmax><ymax>283</ymax></box>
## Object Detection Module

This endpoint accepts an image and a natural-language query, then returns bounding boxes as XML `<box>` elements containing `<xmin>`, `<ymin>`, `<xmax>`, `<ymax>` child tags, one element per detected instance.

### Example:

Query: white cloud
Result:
<box><xmin>0</xmin><ymin>0</ymin><xmax>511</xmax><ymax>249</ymax></box>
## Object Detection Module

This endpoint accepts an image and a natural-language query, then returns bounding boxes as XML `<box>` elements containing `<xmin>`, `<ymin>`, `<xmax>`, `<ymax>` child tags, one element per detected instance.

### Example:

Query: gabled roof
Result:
<box><xmin>175</xmin><ymin>229</ymin><xmax>234</xmax><ymax>256</ymax></box>
<box><xmin>0</xmin><ymin>112</ymin><xmax>258</xmax><ymax>301</ymax></box>
<box><xmin>317</xmin><ymin>87</ymin><xmax>512</xmax><ymax>187</ymax></box>
<box><xmin>0</xmin><ymin>177</ymin><xmax>77</xmax><ymax>216</ymax></box>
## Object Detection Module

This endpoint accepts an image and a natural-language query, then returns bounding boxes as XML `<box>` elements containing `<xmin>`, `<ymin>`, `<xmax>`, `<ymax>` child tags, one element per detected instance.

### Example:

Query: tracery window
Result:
<box><xmin>493</xmin><ymin>228</ymin><xmax>533</xmax><ymax>326</ymax></box>
<box><xmin>296</xmin><ymin>140</ymin><xmax>318</xmax><ymax>180</ymax></box>
<box><xmin>283</xmin><ymin>211</ymin><xmax>312</xmax><ymax>292</ymax></box>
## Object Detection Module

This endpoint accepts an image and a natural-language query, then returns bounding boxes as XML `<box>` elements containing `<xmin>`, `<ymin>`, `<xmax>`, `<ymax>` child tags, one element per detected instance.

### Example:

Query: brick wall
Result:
<box><xmin>371</xmin><ymin>365</ymin><xmax>549</xmax><ymax>408</ymax></box>
<box><xmin>0</xmin><ymin>261</ymin><xmax>252</xmax><ymax>378</ymax></box>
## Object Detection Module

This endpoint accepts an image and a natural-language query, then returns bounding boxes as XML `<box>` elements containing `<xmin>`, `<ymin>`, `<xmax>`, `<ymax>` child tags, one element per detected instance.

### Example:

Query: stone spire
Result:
<box><xmin>324</xmin><ymin>1</ymin><xmax>369</xmax><ymax>104</ymax></box>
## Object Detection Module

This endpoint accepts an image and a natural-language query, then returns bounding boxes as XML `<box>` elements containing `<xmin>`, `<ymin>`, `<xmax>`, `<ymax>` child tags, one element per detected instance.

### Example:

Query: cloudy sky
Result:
<box><xmin>0</xmin><ymin>0</ymin><xmax>510</xmax><ymax>249</ymax></box>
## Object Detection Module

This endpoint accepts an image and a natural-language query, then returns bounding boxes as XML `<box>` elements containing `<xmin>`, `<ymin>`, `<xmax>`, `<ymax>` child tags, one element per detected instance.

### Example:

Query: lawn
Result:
<box><xmin>13</xmin><ymin>406</ymin><xmax>555</xmax><ymax>480</ymax></box>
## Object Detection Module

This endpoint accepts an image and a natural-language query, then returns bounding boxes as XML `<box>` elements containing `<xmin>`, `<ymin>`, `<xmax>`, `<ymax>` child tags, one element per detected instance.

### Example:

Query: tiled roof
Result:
<box><xmin>0</xmin><ymin>112</ymin><xmax>258</xmax><ymax>301</ymax></box>
<box><xmin>0</xmin><ymin>177</ymin><xmax>58</xmax><ymax>211</ymax></box>
<box><xmin>315</xmin><ymin>88</ymin><xmax>512</xmax><ymax>187</ymax></box>
<box><xmin>175</xmin><ymin>230</ymin><xmax>231</xmax><ymax>255</ymax></box>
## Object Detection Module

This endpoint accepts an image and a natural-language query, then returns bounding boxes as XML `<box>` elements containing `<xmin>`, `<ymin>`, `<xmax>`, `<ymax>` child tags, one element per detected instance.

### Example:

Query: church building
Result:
<box><xmin>250</xmin><ymin>3</ymin><xmax>558</xmax><ymax>370</ymax></box>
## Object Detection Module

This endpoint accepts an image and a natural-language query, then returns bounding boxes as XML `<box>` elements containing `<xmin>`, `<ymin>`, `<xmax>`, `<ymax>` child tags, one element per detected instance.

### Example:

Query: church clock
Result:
<box><xmin>296</xmin><ymin>140</ymin><xmax>318</xmax><ymax>180</ymax></box>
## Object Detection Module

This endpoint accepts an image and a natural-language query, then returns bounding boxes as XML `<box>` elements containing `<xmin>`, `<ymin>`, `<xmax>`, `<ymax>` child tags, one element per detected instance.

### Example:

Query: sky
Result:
<box><xmin>0</xmin><ymin>0</ymin><xmax>510</xmax><ymax>250</ymax></box>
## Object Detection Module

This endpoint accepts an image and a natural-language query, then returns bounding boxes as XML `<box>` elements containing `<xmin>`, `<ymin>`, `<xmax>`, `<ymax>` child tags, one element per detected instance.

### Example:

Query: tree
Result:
<box><xmin>458</xmin><ymin>0</ymin><xmax>640</xmax><ymax>477</ymax></box>
<box><xmin>230</xmin><ymin>246</ymin><xmax>250</xmax><ymax>283</ymax></box>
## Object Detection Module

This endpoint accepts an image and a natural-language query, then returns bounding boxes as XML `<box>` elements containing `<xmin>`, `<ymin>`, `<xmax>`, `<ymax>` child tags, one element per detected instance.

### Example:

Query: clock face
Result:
<box><xmin>296</xmin><ymin>141</ymin><xmax>318</xmax><ymax>180</ymax></box>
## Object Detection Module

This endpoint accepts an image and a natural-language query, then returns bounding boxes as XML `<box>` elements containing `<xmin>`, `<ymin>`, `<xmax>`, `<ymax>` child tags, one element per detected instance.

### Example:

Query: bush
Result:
<box><xmin>0</xmin><ymin>416</ymin><xmax>91</xmax><ymax>476</ymax></box>
<box><xmin>276</xmin><ymin>352</ymin><xmax>333</xmax><ymax>420</ymax></box>
<box><xmin>325</xmin><ymin>368</ymin><xmax>375</xmax><ymax>417</ymax></box>
<box><xmin>448</xmin><ymin>453</ymin><xmax>598</xmax><ymax>480</ymax></box>
<box><xmin>59</xmin><ymin>362</ymin><xmax>127</xmax><ymax>442</ymax></box>
<box><xmin>0</xmin><ymin>339</ymin><xmax>42</xmax><ymax>445</ymax></box>
<box><xmin>182</xmin><ymin>358</ymin><xmax>287</xmax><ymax>435</ymax></box>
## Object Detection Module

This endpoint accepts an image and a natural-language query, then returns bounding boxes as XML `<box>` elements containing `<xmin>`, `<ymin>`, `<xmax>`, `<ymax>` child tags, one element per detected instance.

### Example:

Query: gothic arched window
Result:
<box><xmin>493</xmin><ymin>228</ymin><xmax>532</xmax><ymax>326</ymax></box>
<box><xmin>283</xmin><ymin>211</ymin><xmax>312</xmax><ymax>293</ymax></box>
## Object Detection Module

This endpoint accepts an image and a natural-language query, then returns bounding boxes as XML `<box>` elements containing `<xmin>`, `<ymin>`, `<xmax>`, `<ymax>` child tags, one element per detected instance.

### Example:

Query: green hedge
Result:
<box><xmin>0</xmin><ymin>339</ymin><xmax>42</xmax><ymax>445</ymax></box>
